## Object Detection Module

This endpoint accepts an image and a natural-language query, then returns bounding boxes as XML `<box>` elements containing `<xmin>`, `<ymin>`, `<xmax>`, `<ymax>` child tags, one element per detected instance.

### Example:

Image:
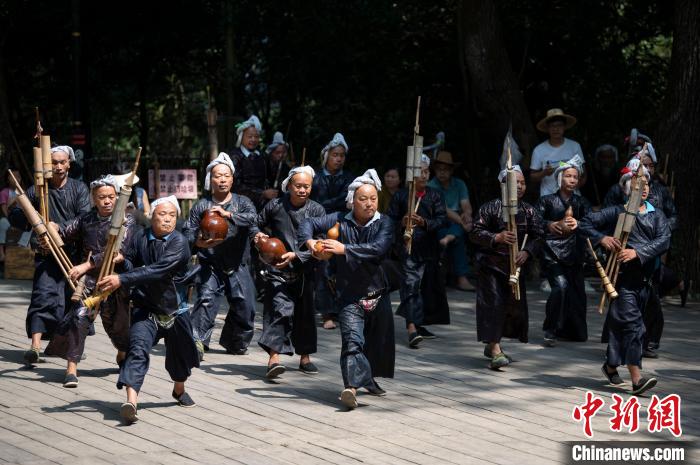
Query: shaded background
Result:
<box><xmin>0</xmin><ymin>0</ymin><xmax>698</xmax><ymax>292</ymax></box>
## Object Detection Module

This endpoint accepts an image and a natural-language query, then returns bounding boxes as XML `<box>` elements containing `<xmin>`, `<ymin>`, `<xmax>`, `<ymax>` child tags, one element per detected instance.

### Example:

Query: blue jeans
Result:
<box><xmin>437</xmin><ymin>222</ymin><xmax>470</xmax><ymax>277</ymax></box>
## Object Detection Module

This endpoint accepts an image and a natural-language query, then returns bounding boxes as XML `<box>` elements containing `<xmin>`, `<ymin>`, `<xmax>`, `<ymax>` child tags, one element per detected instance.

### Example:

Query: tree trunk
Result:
<box><xmin>657</xmin><ymin>0</ymin><xmax>700</xmax><ymax>297</ymax></box>
<box><xmin>224</xmin><ymin>0</ymin><xmax>236</xmax><ymax>149</ymax></box>
<box><xmin>457</xmin><ymin>0</ymin><xmax>536</xmax><ymax>158</ymax></box>
<box><xmin>0</xmin><ymin>37</ymin><xmax>31</xmax><ymax>182</ymax></box>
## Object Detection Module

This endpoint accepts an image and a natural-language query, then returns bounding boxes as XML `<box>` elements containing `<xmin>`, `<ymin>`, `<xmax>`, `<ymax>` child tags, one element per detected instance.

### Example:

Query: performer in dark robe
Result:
<box><xmin>265</xmin><ymin>131</ymin><xmax>292</xmax><ymax>198</ymax></box>
<box><xmin>388</xmin><ymin>154</ymin><xmax>449</xmax><ymax>348</ymax></box>
<box><xmin>183</xmin><ymin>153</ymin><xmax>258</xmax><ymax>359</ymax></box>
<box><xmin>97</xmin><ymin>196</ymin><xmax>199</xmax><ymax>424</ymax></box>
<box><xmin>44</xmin><ymin>175</ymin><xmax>135</xmax><ymax>388</ymax></box>
<box><xmin>579</xmin><ymin>160</ymin><xmax>670</xmax><ymax>395</ymax></box>
<box><xmin>469</xmin><ymin>165</ymin><xmax>543</xmax><ymax>369</ymax></box>
<box><xmin>310</xmin><ymin>133</ymin><xmax>355</xmax><ymax>330</ymax></box>
<box><xmin>8</xmin><ymin>145</ymin><xmax>91</xmax><ymax>364</ymax></box>
<box><xmin>228</xmin><ymin>115</ymin><xmax>277</xmax><ymax>211</ymax></box>
<box><xmin>298</xmin><ymin>169</ymin><xmax>394</xmax><ymax>409</ymax></box>
<box><xmin>601</xmin><ymin>141</ymin><xmax>680</xmax><ymax>356</ymax></box>
<box><xmin>252</xmin><ymin>166</ymin><xmax>325</xmax><ymax>378</ymax></box>
<box><xmin>537</xmin><ymin>155</ymin><xmax>592</xmax><ymax>346</ymax></box>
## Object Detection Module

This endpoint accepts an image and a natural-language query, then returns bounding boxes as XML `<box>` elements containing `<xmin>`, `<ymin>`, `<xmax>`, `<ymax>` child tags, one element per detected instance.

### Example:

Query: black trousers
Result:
<box><xmin>397</xmin><ymin>256</ymin><xmax>425</xmax><ymax>327</ymax></box>
<box><xmin>338</xmin><ymin>295</ymin><xmax>394</xmax><ymax>389</ymax></box>
<box><xmin>605</xmin><ymin>284</ymin><xmax>648</xmax><ymax>369</ymax></box>
<box><xmin>542</xmin><ymin>261</ymin><xmax>588</xmax><ymax>341</ymax></box>
<box><xmin>314</xmin><ymin>260</ymin><xmax>339</xmax><ymax>318</ymax></box>
<box><xmin>26</xmin><ymin>257</ymin><xmax>71</xmax><ymax>339</ymax></box>
<box><xmin>258</xmin><ymin>274</ymin><xmax>317</xmax><ymax>356</ymax></box>
<box><xmin>117</xmin><ymin>308</ymin><xmax>199</xmax><ymax>393</ymax></box>
<box><xmin>190</xmin><ymin>263</ymin><xmax>256</xmax><ymax>352</ymax></box>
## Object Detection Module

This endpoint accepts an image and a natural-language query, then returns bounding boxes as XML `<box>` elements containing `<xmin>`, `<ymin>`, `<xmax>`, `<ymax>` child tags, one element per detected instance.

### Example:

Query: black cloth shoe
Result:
<box><xmin>298</xmin><ymin>361</ymin><xmax>318</xmax><ymax>374</ymax></box>
<box><xmin>483</xmin><ymin>345</ymin><xmax>512</xmax><ymax>362</ymax></box>
<box><xmin>601</xmin><ymin>363</ymin><xmax>624</xmax><ymax>385</ymax></box>
<box><xmin>408</xmin><ymin>332</ymin><xmax>423</xmax><ymax>348</ymax></box>
<box><xmin>365</xmin><ymin>382</ymin><xmax>386</xmax><ymax>396</ymax></box>
<box><xmin>543</xmin><ymin>332</ymin><xmax>557</xmax><ymax>347</ymax></box>
<box><xmin>226</xmin><ymin>347</ymin><xmax>248</xmax><ymax>355</ymax></box>
<box><xmin>120</xmin><ymin>402</ymin><xmax>138</xmax><ymax>424</ymax></box>
<box><xmin>266</xmin><ymin>363</ymin><xmax>286</xmax><ymax>379</ymax></box>
<box><xmin>417</xmin><ymin>327</ymin><xmax>436</xmax><ymax>339</ymax></box>
<box><xmin>24</xmin><ymin>347</ymin><xmax>40</xmax><ymax>365</ymax></box>
<box><xmin>631</xmin><ymin>377</ymin><xmax>657</xmax><ymax>396</ymax></box>
<box><xmin>63</xmin><ymin>373</ymin><xmax>79</xmax><ymax>388</ymax></box>
<box><xmin>643</xmin><ymin>348</ymin><xmax>659</xmax><ymax>359</ymax></box>
<box><xmin>172</xmin><ymin>390</ymin><xmax>196</xmax><ymax>407</ymax></box>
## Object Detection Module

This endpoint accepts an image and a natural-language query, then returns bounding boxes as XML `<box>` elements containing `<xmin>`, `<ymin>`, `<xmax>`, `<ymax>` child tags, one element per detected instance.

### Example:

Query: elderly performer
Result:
<box><xmin>388</xmin><ymin>154</ymin><xmax>449</xmax><ymax>348</ymax></box>
<box><xmin>184</xmin><ymin>153</ymin><xmax>258</xmax><ymax>359</ymax></box>
<box><xmin>253</xmin><ymin>165</ymin><xmax>326</xmax><ymax>378</ymax></box>
<box><xmin>45</xmin><ymin>175</ymin><xmax>135</xmax><ymax>388</ymax></box>
<box><xmin>537</xmin><ymin>155</ymin><xmax>592</xmax><ymax>347</ymax></box>
<box><xmin>469</xmin><ymin>165</ymin><xmax>543</xmax><ymax>370</ymax></box>
<box><xmin>229</xmin><ymin>115</ymin><xmax>277</xmax><ymax>210</ymax></box>
<box><xmin>310</xmin><ymin>132</ymin><xmax>355</xmax><ymax>330</ymax></box>
<box><xmin>97</xmin><ymin>196</ymin><xmax>198</xmax><ymax>423</ymax></box>
<box><xmin>299</xmin><ymin>169</ymin><xmax>395</xmax><ymax>409</ymax></box>
<box><xmin>265</xmin><ymin>131</ymin><xmax>292</xmax><ymax>198</ymax></box>
<box><xmin>9</xmin><ymin>145</ymin><xmax>91</xmax><ymax>364</ymax></box>
<box><xmin>579</xmin><ymin>158</ymin><xmax>670</xmax><ymax>395</ymax></box>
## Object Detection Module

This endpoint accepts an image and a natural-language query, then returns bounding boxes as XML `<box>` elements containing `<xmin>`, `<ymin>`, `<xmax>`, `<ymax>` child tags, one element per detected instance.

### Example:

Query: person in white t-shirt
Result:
<box><xmin>530</xmin><ymin>108</ymin><xmax>586</xmax><ymax>197</ymax></box>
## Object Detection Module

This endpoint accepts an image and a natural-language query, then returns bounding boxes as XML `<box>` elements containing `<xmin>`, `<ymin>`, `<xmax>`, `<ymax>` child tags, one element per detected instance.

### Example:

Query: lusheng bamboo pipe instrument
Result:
<box><xmin>403</xmin><ymin>96</ymin><xmax>423</xmax><ymax>255</ymax></box>
<box><xmin>502</xmin><ymin>135</ymin><xmax>521</xmax><ymax>300</ymax></box>
<box><xmin>83</xmin><ymin>147</ymin><xmax>142</xmax><ymax>315</ymax></box>
<box><xmin>585</xmin><ymin>238</ymin><xmax>618</xmax><ymax>310</ymax></box>
<box><xmin>7</xmin><ymin>169</ymin><xmax>76</xmax><ymax>291</ymax></box>
<box><xmin>598</xmin><ymin>154</ymin><xmax>647</xmax><ymax>313</ymax></box>
<box><xmin>509</xmin><ymin>233</ymin><xmax>528</xmax><ymax>292</ymax></box>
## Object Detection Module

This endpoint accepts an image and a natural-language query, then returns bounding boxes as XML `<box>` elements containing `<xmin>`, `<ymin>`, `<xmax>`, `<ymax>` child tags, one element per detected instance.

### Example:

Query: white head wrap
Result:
<box><xmin>51</xmin><ymin>145</ymin><xmax>76</xmax><ymax>162</ymax></box>
<box><xmin>89</xmin><ymin>174</ymin><xmax>118</xmax><ymax>192</ymax></box>
<box><xmin>204</xmin><ymin>152</ymin><xmax>235</xmax><ymax>191</ymax></box>
<box><xmin>321</xmin><ymin>133</ymin><xmax>348</xmax><ymax>167</ymax></box>
<box><xmin>235</xmin><ymin>115</ymin><xmax>262</xmax><ymax>148</ymax></box>
<box><xmin>498</xmin><ymin>164</ymin><xmax>523</xmax><ymax>183</ymax></box>
<box><xmin>281</xmin><ymin>166</ymin><xmax>316</xmax><ymax>193</ymax></box>
<box><xmin>266</xmin><ymin>131</ymin><xmax>288</xmax><ymax>154</ymax></box>
<box><xmin>420</xmin><ymin>154</ymin><xmax>431</xmax><ymax>167</ymax></box>
<box><xmin>554</xmin><ymin>154</ymin><xmax>584</xmax><ymax>187</ymax></box>
<box><xmin>635</xmin><ymin>142</ymin><xmax>657</xmax><ymax>164</ymax></box>
<box><xmin>619</xmin><ymin>157</ymin><xmax>651</xmax><ymax>194</ymax></box>
<box><xmin>151</xmin><ymin>195</ymin><xmax>181</xmax><ymax>215</ymax></box>
<box><xmin>345</xmin><ymin>169</ymin><xmax>382</xmax><ymax>209</ymax></box>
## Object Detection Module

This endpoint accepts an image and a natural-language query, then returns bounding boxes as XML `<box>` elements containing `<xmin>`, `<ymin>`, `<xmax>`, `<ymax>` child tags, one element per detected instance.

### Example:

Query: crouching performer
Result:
<box><xmin>45</xmin><ymin>175</ymin><xmax>134</xmax><ymax>388</ymax></box>
<box><xmin>298</xmin><ymin>169</ymin><xmax>395</xmax><ymax>409</ymax></box>
<box><xmin>97</xmin><ymin>196</ymin><xmax>199</xmax><ymax>424</ymax></box>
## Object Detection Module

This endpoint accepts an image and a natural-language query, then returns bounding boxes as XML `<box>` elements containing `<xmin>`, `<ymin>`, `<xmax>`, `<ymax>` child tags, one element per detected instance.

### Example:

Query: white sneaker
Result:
<box><xmin>540</xmin><ymin>280</ymin><xmax>551</xmax><ymax>292</ymax></box>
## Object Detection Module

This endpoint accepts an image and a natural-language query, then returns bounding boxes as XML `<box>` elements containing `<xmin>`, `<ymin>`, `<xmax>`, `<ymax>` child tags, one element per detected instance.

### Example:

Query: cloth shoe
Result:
<box><xmin>266</xmin><ymin>363</ymin><xmax>286</xmax><ymax>379</ymax></box>
<box><xmin>601</xmin><ymin>363</ymin><xmax>624</xmax><ymax>385</ymax></box>
<box><xmin>489</xmin><ymin>352</ymin><xmax>510</xmax><ymax>369</ymax></box>
<box><xmin>408</xmin><ymin>332</ymin><xmax>423</xmax><ymax>348</ymax></box>
<box><xmin>120</xmin><ymin>402</ymin><xmax>138</xmax><ymax>424</ymax></box>
<box><xmin>298</xmin><ymin>361</ymin><xmax>318</xmax><ymax>374</ymax></box>
<box><xmin>417</xmin><ymin>326</ymin><xmax>436</xmax><ymax>339</ymax></box>
<box><xmin>631</xmin><ymin>377</ymin><xmax>657</xmax><ymax>396</ymax></box>
<box><xmin>172</xmin><ymin>390</ymin><xmax>196</xmax><ymax>407</ymax></box>
<box><xmin>340</xmin><ymin>388</ymin><xmax>358</xmax><ymax>409</ymax></box>
<box><xmin>63</xmin><ymin>373</ymin><xmax>79</xmax><ymax>388</ymax></box>
<box><xmin>23</xmin><ymin>347</ymin><xmax>40</xmax><ymax>365</ymax></box>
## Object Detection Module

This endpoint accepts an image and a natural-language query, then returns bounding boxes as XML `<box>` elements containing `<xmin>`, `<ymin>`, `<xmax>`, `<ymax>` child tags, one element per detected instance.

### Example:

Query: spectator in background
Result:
<box><xmin>427</xmin><ymin>151</ymin><xmax>476</xmax><ymax>291</ymax></box>
<box><xmin>378</xmin><ymin>167</ymin><xmax>401</xmax><ymax>213</ymax></box>
<box><xmin>530</xmin><ymin>108</ymin><xmax>585</xmax><ymax>197</ymax></box>
<box><xmin>581</xmin><ymin>144</ymin><xmax>620</xmax><ymax>208</ymax></box>
<box><xmin>0</xmin><ymin>169</ymin><xmax>22</xmax><ymax>264</ymax></box>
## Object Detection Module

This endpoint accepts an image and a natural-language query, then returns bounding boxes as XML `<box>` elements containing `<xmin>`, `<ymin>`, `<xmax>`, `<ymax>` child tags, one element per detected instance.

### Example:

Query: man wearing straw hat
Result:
<box><xmin>530</xmin><ymin>109</ymin><xmax>585</xmax><ymax>198</ymax></box>
<box><xmin>8</xmin><ymin>145</ymin><xmax>91</xmax><ymax>365</ymax></box>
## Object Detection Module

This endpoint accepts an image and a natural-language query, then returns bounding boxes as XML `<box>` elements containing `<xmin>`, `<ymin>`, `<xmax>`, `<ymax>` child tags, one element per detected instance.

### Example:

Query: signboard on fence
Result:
<box><xmin>148</xmin><ymin>169</ymin><xmax>198</xmax><ymax>199</ymax></box>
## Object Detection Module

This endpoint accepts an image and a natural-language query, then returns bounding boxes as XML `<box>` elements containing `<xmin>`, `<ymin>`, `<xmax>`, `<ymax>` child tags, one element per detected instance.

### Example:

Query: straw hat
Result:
<box><xmin>536</xmin><ymin>108</ymin><xmax>577</xmax><ymax>133</ymax></box>
<box><xmin>433</xmin><ymin>151</ymin><xmax>461</xmax><ymax>167</ymax></box>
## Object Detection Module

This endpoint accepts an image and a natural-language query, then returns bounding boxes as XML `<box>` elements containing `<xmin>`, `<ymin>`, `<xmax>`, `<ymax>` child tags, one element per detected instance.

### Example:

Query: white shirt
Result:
<box><xmin>530</xmin><ymin>138</ymin><xmax>583</xmax><ymax>197</ymax></box>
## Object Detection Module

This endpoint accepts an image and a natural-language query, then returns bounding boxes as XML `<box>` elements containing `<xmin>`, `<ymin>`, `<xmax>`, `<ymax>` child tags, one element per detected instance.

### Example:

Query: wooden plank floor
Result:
<box><xmin>0</xmin><ymin>278</ymin><xmax>697</xmax><ymax>464</ymax></box>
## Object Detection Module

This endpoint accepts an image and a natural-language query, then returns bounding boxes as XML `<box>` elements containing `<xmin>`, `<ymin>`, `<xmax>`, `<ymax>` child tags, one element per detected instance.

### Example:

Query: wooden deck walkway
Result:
<box><xmin>0</xmin><ymin>278</ymin><xmax>697</xmax><ymax>464</ymax></box>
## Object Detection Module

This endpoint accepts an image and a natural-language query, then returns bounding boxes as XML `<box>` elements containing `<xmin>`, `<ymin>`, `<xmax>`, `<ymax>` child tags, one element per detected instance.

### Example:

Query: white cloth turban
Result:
<box><xmin>235</xmin><ymin>115</ymin><xmax>262</xmax><ymax>147</ymax></box>
<box><xmin>266</xmin><ymin>131</ymin><xmax>287</xmax><ymax>154</ymax></box>
<box><xmin>204</xmin><ymin>152</ymin><xmax>235</xmax><ymax>191</ymax></box>
<box><xmin>345</xmin><ymin>169</ymin><xmax>382</xmax><ymax>209</ymax></box>
<box><xmin>498</xmin><ymin>164</ymin><xmax>523</xmax><ymax>183</ymax></box>
<box><xmin>51</xmin><ymin>145</ymin><xmax>76</xmax><ymax>162</ymax></box>
<box><xmin>619</xmin><ymin>158</ymin><xmax>651</xmax><ymax>193</ymax></box>
<box><xmin>281</xmin><ymin>166</ymin><xmax>316</xmax><ymax>193</ymax></box>
<box><xmin>420</xmin><ymin>154</ymin><xmax>430</xmax><ymax>167</ymax></box>
<box><xmin>635</xmin><ymin>142</ymin><xmax>657</xmax><ymax>164</ymax></box>
<box><xmin>90</xmin><ymin>174</ymin><xmax>118</xmax><ymax>192</ymax></box>
<box><xmin>151</xmin><ymin>195</ymin><xmax>181</xmax><ymax>215</ymax></box>
<box><xmin>321</xmin><ymin>133</ymin><xmax>348</xmax><ymax>166</ymax></box>
<box><xmin>553</xmin><ymin>154</ymin><xmax>584</xmax><ymax>187</ymax></box>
